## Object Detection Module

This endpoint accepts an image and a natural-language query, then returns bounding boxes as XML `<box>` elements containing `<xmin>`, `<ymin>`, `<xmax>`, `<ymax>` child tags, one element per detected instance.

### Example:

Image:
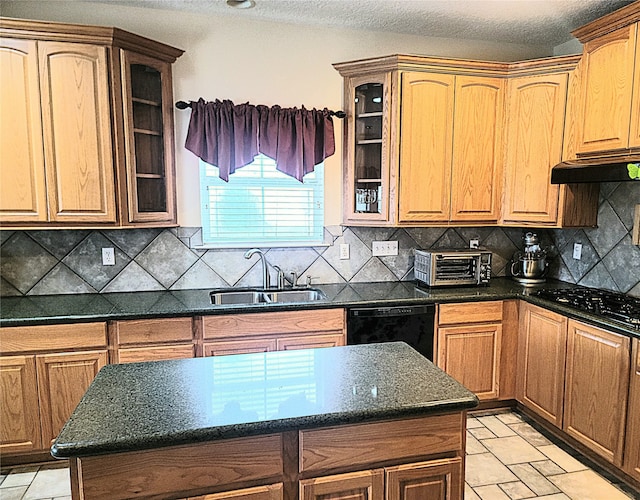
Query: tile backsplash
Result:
<box><xmin>1</xmin><ymin>182</ymin><xmax>638</xmax><ymax>297</ymax></box>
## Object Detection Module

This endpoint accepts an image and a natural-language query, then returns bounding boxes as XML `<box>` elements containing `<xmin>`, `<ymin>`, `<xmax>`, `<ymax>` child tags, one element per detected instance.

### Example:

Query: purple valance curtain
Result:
<box><xmin>185</xmin><ymin>98</ymin><xmax>335</xmax><ymax>182</ymax></box>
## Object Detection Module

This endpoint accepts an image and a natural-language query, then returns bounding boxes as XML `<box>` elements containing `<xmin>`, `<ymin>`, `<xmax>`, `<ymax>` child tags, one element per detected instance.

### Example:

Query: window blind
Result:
<box><xmin>200</xmin><ymin>155</ymin><xmax>324</xmax><ymax>247</ymax></box>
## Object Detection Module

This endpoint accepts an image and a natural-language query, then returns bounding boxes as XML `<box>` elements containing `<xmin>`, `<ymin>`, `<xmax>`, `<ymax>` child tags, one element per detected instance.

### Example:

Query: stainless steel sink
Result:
<box><xmin>210</xmin><ymin>290</ymin><xmax>265</xmax><ymax>305</ymax></box>
<box><xmin>210</xmin><ymin>288</ymin><xmax>326</xmax><ymax>305</ymax></box>
<box><xmin>264</xmin><ymin>289</ymin><xmax>326</xmax><ymax>303</ymax></box>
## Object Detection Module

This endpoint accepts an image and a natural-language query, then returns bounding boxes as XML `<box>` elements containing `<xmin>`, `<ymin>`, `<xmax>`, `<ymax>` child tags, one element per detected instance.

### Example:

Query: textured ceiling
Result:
<box><xmin>87</xmin><ymin>0</ymin><xmax>635</xmax><ymax>45</ymax></box>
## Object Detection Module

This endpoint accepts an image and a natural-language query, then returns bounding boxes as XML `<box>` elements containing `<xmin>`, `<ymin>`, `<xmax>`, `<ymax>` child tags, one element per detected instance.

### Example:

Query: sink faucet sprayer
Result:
<box><xmin>244</xmin><ymin>248</ymin><xmax>271</xmax><ymax>289</ymax></box>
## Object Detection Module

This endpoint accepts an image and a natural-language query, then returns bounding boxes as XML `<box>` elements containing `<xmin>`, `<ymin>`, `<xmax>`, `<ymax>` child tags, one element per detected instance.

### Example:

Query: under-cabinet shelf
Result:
<box><xmin>132</xmin><ymin>97</ymin><xmax>161</xmax><ymax>107</ymax></box>
<box><xmin>356</xmin><ymin>178</ymin><xmax>382</xmax><ymax>183</ymax></box>
<box><xmin>358</xmin><ymin>112</ymin><xmax>383</xmax><ymax>118</ymax></box>
<box><xmin>357</xmin><ymin>139</ymin><xmax>383</xmax><ymax>145</ymax></box>
<box><xmin>134</xmin><ymin>128</ymin><xmax>162</xmax><ymax>137</ymax></box>
<box><xmin>136</xmin><ymin>173</ymin><xmax>164</xmax><ymax>179</ymax></box>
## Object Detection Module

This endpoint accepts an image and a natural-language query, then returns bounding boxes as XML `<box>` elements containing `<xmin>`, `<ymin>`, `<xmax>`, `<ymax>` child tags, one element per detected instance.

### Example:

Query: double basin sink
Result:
<box><xmin>210</xmin><ymin>288</ymin><xmax>326</xmax><ymax>305</ymax></box>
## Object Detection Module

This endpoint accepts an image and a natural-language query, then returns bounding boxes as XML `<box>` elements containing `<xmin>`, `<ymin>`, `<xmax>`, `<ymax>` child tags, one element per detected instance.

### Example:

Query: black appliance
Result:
<box><xmin>534</xmin><ymin>288</ymin><xmax>640</xmax><ymax>329</ymax></box>
<box><xmin>347</xmin><ymin>304</ymin><xmax>435</xmax><ymax>360</ymax></box>
<box><xmin>551</xmin><ymin>157</ymin><xmax>640</xmax><ymax>184</ymax></box>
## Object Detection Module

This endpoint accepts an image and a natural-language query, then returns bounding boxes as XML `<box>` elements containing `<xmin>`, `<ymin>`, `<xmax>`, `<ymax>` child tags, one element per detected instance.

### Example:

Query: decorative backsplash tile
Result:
<box><xmin>1</xmin><ymin>181</ymin><xmax>638</xmax><ymax>298</ymax></box>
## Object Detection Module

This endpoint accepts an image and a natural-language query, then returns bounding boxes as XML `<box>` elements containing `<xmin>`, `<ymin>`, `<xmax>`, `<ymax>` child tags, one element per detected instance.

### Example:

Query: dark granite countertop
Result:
<box><xmin>51</xmin><ymin>342</ymin><xmax>479</xmax><ymax>458</ymax></box>
<box><xmin>1</xmin><ymin>277</ymin><xmax>638</xmax><ymax>339</ymax></box>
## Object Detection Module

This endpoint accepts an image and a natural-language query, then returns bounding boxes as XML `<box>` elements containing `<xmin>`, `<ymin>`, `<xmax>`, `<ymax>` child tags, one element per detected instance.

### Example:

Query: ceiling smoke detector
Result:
<box><xmin>226</xmin><ymin>0</ymin><xmax>255</xmax><ymax>8</ymax></box>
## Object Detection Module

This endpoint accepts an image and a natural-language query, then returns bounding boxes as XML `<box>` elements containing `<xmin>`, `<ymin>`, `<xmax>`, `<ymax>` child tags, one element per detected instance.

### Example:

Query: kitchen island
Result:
<box><xmin>52</xmin><ymin>342</ymin><xmax>478</xmax><ymax>500</ymax></box>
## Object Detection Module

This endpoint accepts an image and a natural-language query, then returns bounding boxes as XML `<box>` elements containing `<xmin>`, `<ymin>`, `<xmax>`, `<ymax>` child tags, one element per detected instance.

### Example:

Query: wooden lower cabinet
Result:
<box><xmin>202</xmin><ymin>309</ymin><xmax>346</xmax><ymax>357</ymax></box>
<box><xmin>0</xmin><ymin>356</ymin><xmax>42</xmax><ymax>453</ymax></box>
<box><xmin>385</xmin><ymin>458</ymin><xmax>463</xmax><ymax>500</ymax></box>
<box><xmin>36</xmin><ymin>350</ymin><xmax>108</xmax><ymax>446</ymax></box>
<box><xmin>516</xmin><ymin>302</ymin><xmax>567</xmax><ymax>427</ymax></box>
<box><xmin>564</xmin><ymin>320</ymin><xmax>630</xmax><ymax>466</ymax></box>
<box><xmin>112</xmin><ymin>317</ymin><xmax>195</xmax><ymax>363</ymax></box>
<box><xmin>624</xmin><ymin>338</ymin><xmax>640</xmax><ymax>481</ymax></box>
<box><xmin>300</xmin><ymin>470</ymin><xmax>384</xmax><ymax>500</ymax></box>
<box><xmin>437</xmin><ymin>302</ymin><xmax>503</xmax><ymax>400</ymax></box>
<box><xmin>188</xmin><ymin>483</ymin><xmax>284</xmax><ymax>500</ymax></box>
<box><xmin>0</xmin><ymin>321</ymin><xmax>108</xmax><ymax>455</ymax></box>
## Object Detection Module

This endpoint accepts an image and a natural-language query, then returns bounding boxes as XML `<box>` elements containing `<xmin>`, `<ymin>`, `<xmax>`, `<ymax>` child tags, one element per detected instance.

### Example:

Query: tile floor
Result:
<box><xmin>0</xmin><ymin>410</ymin><xmax>638</xmax><ymax>500</ymax></box>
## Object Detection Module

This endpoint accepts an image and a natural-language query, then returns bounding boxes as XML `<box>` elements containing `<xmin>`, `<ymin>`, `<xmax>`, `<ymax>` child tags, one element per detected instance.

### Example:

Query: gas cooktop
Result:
<box><xmin>534</xmin><ymin>288</ymin><xmax>640</xmax><ymax>330</ymax></box>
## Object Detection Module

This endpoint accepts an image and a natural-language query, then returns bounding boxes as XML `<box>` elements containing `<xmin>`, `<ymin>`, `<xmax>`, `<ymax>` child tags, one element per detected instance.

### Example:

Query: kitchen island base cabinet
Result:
<box><xmin>67</xmin><ymin>412</ymin><xmax>468</xmax><ymax>500</ymax></box>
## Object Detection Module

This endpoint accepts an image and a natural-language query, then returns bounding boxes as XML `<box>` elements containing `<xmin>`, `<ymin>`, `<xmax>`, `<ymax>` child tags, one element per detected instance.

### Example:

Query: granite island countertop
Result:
<box><xmin>2</xmin><ymin>277</ymin><xmax>638</xmax><ymax>339</ymax></box>
<box><xmin>51</xmin><ymin>342</ymin><xmax>479</xmax><ymax>458</ymax></box>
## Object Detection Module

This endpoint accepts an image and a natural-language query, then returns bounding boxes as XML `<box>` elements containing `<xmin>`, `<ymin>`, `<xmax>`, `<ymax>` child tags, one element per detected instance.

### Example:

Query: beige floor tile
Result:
<box><xmin>468</xmin><ymin>417</ymin><xmax>485</xmax><ymax>429</ymax></box>
<box><xmin>477</xmin><ymin>415</ymin><xmax>518</xmax><ymax>437</ymax></box>
<box><xmin>474</xmin><ymin>484</ymin><xmax>512</xmax><ymax>499</ymax></box>
<box><xmin>466</xmin><ymin>483</ymin><xmax>482</xmax><ymax>500</ymax></box>
<box><xmin>0</xmin><ymin>485</ymin><xmax>29</xmax><ymax>500</ymax></box>
<box><xmin>1</xmin><ymin>468</ymin><xmax>38</xmax><ymax>488</ymax></box>
<box><xmin>536</xmin><ymin>445</ymin><xmax>588</xmax><ymax>473</ymax></box>
<box><xmin>497</xmin><ymin>480</ymin><xmax>536</xmax><ymax>499</ymax></box>
<box><xmin>23</xmin><ymin>467</ymin><xmax>71</xmax><ymax>500</ymax></box>
<box><xmin>548</xmin><ymin>470</ymin><xmax>633</xmax><ymax>499</ymax></box>
<box><xmin>469</xmin><ymin>427</ymin><xmax>497</xmax><ymax>440</ymax></box>
<box><xmin>482</xmin><ymin>436</ymin><xmax>547</xmax><ymax>465</ymax></box>
<box><xmin>529</xmin><ymin>460</ymin><xmax>565</xmax><ymax>477</ymax></box>
<box><xmin>467</xmin><ymin>432</ymin><xmax>488</xmax><ymax>454</ymax></box>
<box><xmin>466</xmin><ymin>453</ymin><xmax>519</xmax><ymax>487</ymax></box>
<box><xmin>532</xmin><ymin>495</ymin><xmax>570</xmax><ymax>499</ymax></box>
<box><xmin>495</xmin><ymin>413</ymin><xmax>524</xmax><ymax>425</ymax></box>
<box><xmin>509</xmin><ymin>423</ymin><xmax>552</xmax><ymax>447</ymax></box>
<box><xmin>508</xmin><ymin>464</ymin><xmax>560</xmax><ymax>496</ymax></box>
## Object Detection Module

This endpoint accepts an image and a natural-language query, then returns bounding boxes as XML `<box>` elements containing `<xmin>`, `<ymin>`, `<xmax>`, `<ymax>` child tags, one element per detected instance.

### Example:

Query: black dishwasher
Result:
<box><xmin>347</xmin><ymin>304</ymin><xmax>435</xmax><ymax>361</ymax></box>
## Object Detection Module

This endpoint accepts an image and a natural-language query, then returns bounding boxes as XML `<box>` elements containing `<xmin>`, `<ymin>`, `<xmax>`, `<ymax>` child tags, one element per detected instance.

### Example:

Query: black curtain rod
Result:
<box><xmin>175</xmin><ymin>100</ymin><xmax>346</xmax><ymax>119</ymax></box>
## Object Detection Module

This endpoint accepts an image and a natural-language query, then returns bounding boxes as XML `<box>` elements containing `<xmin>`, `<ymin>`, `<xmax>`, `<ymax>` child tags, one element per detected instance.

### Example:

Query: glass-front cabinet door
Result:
<box><xmin>120</xmin><ymin>50</ymin><xmax>177</xmax><ymax>224</ymax></box>
<box><xmin>344</xmin><ymin>73</ymin><xmax>392</xmax><ymax>224</ymax></box>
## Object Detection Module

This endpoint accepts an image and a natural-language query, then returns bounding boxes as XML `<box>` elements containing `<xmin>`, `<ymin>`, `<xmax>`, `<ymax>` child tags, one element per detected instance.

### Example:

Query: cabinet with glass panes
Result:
<box><xmin>338</xmin><ymin>71</ymin><xmax>394</xmax><ymax>225</ymax></box>
<box><xmin>121</xmin><ymin>50</ymin><xmax>177</xmax><ymax>223</ymax></box>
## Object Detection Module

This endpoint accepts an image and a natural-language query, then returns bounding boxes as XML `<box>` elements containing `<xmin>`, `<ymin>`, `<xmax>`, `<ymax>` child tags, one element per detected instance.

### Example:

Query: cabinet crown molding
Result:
<box><xmin>571</xmin><ymin>1</ymin><xmax>640</xmax><ymax>43</ymax></box>
<box><xmin>0</xmin><ymin>16</ymin><xmax>183</xmax><ymax>61</ymax></box>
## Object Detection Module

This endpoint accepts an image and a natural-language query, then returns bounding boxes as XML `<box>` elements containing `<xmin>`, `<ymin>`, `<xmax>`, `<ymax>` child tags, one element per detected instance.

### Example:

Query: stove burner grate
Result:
<box><xmin>534</xmin><ymin>288</ymin><xmax>640</xmax><ymax>329</ymax></box>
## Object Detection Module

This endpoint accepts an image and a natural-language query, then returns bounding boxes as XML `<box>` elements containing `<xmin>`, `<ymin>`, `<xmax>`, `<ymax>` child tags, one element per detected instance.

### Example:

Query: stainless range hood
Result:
<box><xmin>551</xmin><ymin>157</ymin><xmax>640</xmax><ymax>184</ymax></box>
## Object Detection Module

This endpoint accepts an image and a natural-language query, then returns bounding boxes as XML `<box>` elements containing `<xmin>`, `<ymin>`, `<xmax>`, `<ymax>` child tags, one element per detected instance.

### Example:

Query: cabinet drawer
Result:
<box><xmin>117</xmin><ymin>344</ymin><xmax>194</xmax><ymax>363</ymax></box>
<box><xmin>75</xmin><ymin>434</ymin><xmax>283</xmax><ymax>500</ymax></box>
<box><xmin>203</xmin><ymin>309</ymin><xmax>345</xmax><ymax>340</ymax></box>
<box><xmin>114</xmin><ymin>317</ymin><xmax>193</xmax><ymax>345</ymax></box>
<box><xmin>438</xmin><ymin>301</ymin><xmax>502</xmax><ymax>326</ymax></box>
<box><xmin>0</xmin><ymin>322</ymin><xmax>107</xmax><ymax>354</ymax></box>
<box><xmin>299</xmin><ymin>413</ymin><xmax>464</xmax><ymax>473</ymax></box>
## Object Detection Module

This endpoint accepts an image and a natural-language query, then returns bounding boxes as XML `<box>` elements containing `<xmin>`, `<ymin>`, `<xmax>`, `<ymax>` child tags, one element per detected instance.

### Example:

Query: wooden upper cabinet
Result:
<box><xmin>39</xmin><ymin>41</ymin><xmax>116</xmax><ymax>223</ymax></box>
<box><xmin>503</xmin><ymin>74</ymin><xmax>567</xmax><ymax>224</ymax></box>
<box><xmin>0</xmin><ymin>38</ymin><xmax>47</xmax><ymax>222</ymax></box>
<box><xmin>576</xmin><ymin>24</ymin><xmax>637</xmax><ymax>154</ymax></box>
<box><xmin>570</xmin><ymin>1</ymin><xmax>640</xmax><ymax>156</ymax></box>
<box><xmin>0</xmin><ymin>18</ymin><xmax>183</xmax><ymax>228</ymax></box>
<box><xmin>399</xmin><ymin>72</ymin><xmax>454</xmax><ymax>223</ymax></box>
<box><xmin>450</xmin><ymin>76</ymin><xmax>504</xmax><ymax>223</ymax></box>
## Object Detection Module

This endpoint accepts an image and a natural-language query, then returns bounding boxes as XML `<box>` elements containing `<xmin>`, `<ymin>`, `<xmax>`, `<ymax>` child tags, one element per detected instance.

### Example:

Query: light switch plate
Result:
<box><xmin>372</xmin><ymin>240</ymin><xmax>398</xmax><ymax>256</ymax></box>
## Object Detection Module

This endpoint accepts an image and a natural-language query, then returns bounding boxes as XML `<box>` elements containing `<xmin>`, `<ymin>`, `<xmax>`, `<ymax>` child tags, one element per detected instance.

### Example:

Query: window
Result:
<box><xmin>200</xmin><ymin>154</ymin><xmax>324</xmax><ymax>247</ymax></box>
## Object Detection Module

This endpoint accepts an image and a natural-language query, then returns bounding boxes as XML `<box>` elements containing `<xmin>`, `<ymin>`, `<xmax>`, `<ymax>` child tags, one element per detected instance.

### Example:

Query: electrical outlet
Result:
<box><xmin>572</xmin><ymin>243</ymin><xmax>582</xmax><ymax>260</ymax></box>
<box><xmin>102</xmin><ymin>247</ymin><xmax>115</xmax><ymax>266</ymax></box>
<box><xmin>372</xmin><ymin>240</ymin><xmax>399</xmax><ymax>256</ymax></box>
<box><xmin>339</xmin><ymin>243</ymin><xmax>350</xmax><ymax>260</ymax></box>
<box><xmin>470</xmin><ymin>239</ymin><xmax>480</xmax><ymax>249</ymax></box>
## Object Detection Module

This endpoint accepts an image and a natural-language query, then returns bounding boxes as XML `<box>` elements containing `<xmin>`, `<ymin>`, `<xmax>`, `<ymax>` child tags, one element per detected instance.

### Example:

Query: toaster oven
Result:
<box><xmin>415</xmin><ymin>249</ymin><xmax>492</xmax><ymax>287</ymax></box>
